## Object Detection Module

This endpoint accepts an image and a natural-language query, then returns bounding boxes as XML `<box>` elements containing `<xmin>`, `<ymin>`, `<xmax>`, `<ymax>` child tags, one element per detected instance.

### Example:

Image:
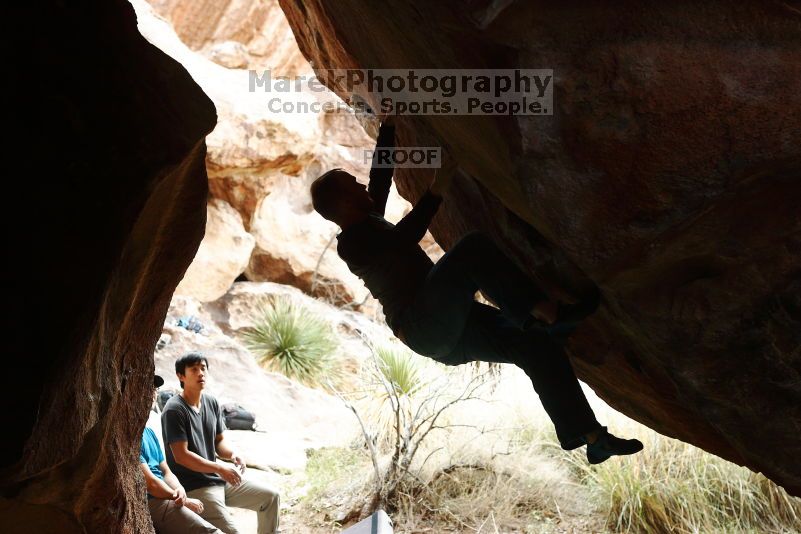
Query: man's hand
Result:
<box><xmin>217</xmin><ymin>463</ymin><xmax>242</xmax><ymax>486</ymax></box>
<box><xmin>185</xmin><ymin>498</ymin><xmax>205</xmax><ymax>515</ymax></box>
<box><xmin>430</xmin><ymin>147</ymin><xmax>458</xmax><ymax>197</ymax></box>
<box><xmin>232</xmin><ymin>453</ymin><xmax>247</xmax><ymax>475</ymax></box>
<box><xmin>171</xmin><ymin>486</ymin><xmax>187</xmax><ymax>507</ymax></box>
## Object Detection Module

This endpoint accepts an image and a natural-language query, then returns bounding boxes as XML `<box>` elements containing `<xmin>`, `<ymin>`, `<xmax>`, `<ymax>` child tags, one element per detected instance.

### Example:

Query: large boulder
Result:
<box><xmin>244</xmin><ymin>147</ymin><xmax>368</xmax><ymax>304</ymax></box>
<box><xmin>277</xmin><ymin>0</ymin><xmax>801</xmax><ymax>495</ymax></box>
<box><xmin>148</xmin><ymin>0</ymin><xmax>311</xmax><ymax>74</ymax></box>
<box><xmin>0</xmin><ymin>0</ymin><xmax>216</xmax><ymax>532</ymax></box>
<box><xmin>142</xmin><ymin>0</ymin><xmax>443</xmax><ymax>309</ymax></box>
<box><xmin>175</xmin><ymin>198</ymin><xmax>255</xmax><ymax>302</ymax></box>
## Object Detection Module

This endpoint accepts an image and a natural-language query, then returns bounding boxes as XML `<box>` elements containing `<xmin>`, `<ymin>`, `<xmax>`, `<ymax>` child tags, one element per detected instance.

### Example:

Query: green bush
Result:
<box><xmin>242</xmin><ymin>297</ymin><xmax>338</xmax><ymax>387</ymax></box>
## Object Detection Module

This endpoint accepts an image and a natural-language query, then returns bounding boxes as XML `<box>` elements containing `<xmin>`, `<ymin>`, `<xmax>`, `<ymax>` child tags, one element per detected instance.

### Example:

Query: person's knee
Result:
<box><xmin>460</xmin><ymin>230</ymin><xmax>490</xmax><ymax>246</ymax></box>
<box><xmin>263</xmin><ymin>488</ymin><xmax>280</xmax><ymax>511</ymax></box>
<box><xmin>452</xmin><ymin>230</ymin><xmax>493</xmax><ymax>257</ymax></box>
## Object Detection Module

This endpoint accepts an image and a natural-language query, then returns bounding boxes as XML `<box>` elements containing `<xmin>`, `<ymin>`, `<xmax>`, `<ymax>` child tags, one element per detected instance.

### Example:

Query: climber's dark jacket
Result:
<box><xmin>336</xmin><ymin>124</ymin><xmax>442</xmax><ymax>335</ymax></box>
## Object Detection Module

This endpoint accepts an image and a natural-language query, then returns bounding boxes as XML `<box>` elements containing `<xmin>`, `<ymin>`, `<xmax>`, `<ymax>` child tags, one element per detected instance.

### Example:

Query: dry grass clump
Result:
<box><xmin>350</xmin><ymin>354</ymin><xmax>592</xmax><ymax>532</ymax></box>
<box><xmin>303</xmin><ymin>446</ymin><xmax>373</xmax><ymax>510</ymax></box>
<box><xmin>298</xmin><ymin>335</ymin><xmax>801</xmax><ymax>533</ymax></box>
<box><xmin>567</xmin><ymin>408</ymin><xmax>801</xmax><ymax>534</ymax></box>
<box><xmin>389</xmin><ymin>439</ymin><xmax>594</xmax><ymax>534</ymax></box>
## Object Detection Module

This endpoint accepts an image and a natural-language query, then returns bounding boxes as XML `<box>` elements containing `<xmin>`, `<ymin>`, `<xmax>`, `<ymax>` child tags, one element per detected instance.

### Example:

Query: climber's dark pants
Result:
<box><xmin>398</xmin><ymin>231</ymin><xmax>601</xmax><ymax>449</ymax></box>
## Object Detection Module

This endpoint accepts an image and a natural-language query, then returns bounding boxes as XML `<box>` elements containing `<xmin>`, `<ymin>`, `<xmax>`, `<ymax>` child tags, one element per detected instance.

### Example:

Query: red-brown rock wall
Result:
<box><xmin>0</xmin><ymin>0</ymin><xmax>216</xmax><ymax>531</ymax></box>
<box><xmin>278</xmin><ymin>0</ymin><xmax>801</xmax><ymax>494</ymax></box>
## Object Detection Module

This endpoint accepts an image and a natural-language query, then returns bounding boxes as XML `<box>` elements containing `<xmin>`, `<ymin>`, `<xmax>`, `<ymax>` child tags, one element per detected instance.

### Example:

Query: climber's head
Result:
<box><xmin>310</xmin><ymin>168</ymin><xmax>373</xmax><ymax>228</ymax></box>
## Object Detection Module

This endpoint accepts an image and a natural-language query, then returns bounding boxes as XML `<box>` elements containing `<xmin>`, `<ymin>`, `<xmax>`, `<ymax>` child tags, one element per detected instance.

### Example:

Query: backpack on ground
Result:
<box><xmin>222</xmin><ymin>403</ymin><xmax>258</xmax><ymax>431</ymax></box>
<box><xmin>157</xmin><ymin>390</ymin><xmax>176</xmax><ymax>411</ymax></box>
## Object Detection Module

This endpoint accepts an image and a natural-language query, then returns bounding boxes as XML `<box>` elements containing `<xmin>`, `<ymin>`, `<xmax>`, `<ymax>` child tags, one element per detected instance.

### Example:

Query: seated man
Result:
<box><xmin>140</xmin><ymin>374</ymin><xmax>221</xmax><ymax>534</ymax></box>
<box><xmin>162</xmin><ymin>353</ymin><xmax>280</xmax><ymax>534</ymax></box>
<box><xmin>310</xmin><ymin>117</ymin><xmax>643</xmax><ymax>464</ymax></box>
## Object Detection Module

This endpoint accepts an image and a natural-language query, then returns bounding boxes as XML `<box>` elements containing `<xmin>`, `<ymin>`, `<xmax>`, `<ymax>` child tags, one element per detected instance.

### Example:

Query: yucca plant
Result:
<box><xmin>349</xmin><ymin>343</ymin><xmax>429</xmax><ymax>453</ymax></box>
<box><xmin>242</xmin><ymin>297</ymin><xmax>338</xmax><ymax>387</ymax></box>
<box><xmin>375</xmin><ymin>345</ymin><xmax>424</xmax><ymax>399</ymax></box>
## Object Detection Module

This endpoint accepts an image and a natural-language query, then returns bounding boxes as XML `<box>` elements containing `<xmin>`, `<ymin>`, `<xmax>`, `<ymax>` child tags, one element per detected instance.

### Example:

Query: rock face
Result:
<box><xmin>277</xmin><ymin>0</ymin><xmax>801</xmax><ymax>494</ymax></box>
<box><xmin>149</xmin><ymin>0</ymin><xmax>310</xmax><ymax>74</ymax></box>
<box><xmin>137</xmin><ymin>0</ymin><xmax>365</xmax><ymax>304</ymax></box>
<box><xmin>175</xmin><ymin>198</ymin><xmax>255</xmax><ymax>302</ymax></box>
<box><xmin>142</xmin><ymin>0</ymin><xmax>443</xmax><ymax>308</ymax></box>
<box><xmin>1</xmin><ymin>0</ymin><xmax>216</xmax><ymax>532</ymax></box>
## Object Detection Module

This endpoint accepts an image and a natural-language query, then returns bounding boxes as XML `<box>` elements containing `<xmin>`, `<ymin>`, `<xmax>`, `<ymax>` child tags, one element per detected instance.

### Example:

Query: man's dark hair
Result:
<box><xmin>310</xmin><ymin>168</ymin><xmax>348</xmax><ymax>222</ymax></box>
<box><xmin>175</xmin><ymin>352</ymin><xmax>209</xmax><ymax>389</ymax></box>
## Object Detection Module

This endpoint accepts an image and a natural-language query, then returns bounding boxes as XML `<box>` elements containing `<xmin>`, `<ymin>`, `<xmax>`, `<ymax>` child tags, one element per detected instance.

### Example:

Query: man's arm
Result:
<box><xmin>139</xmin><ymin>462</ymin><xmax>180</xmax><ymax>500</ymax></box>
<box><xmin>367</xmin><ymin>119</ymin><xmax>396</xmax><ymax>216</ymax></box>
<box><xmin>394</xmin><ymin>149</ymin><xmax>458</xmax><ymax>243</ymax></box>
<box><xmin>215</xmin><ymin>433</ymin><xmax>246</xmax><ymax>473</ymax></box>
<box><xmin>430</xmin><ymin>147</ymin><xmax>458</xmax><ymax>197</ymax></box>
<box><xmin>159</xmin><ymin>461</ymin><xmax>187</xmax><ymax>506</ymax></box>
<box><xmin>160</xmin><ymin>461</ymin><xmax>205</xmax><ymax>514</ymax></box>
<box><xmin>169</xmin><ymin>441</ymin><xmax>242</xmax><ymax>486</ymax></box>
<box><xmin>393</xmin><ymin>191</ymin><xmax>443</xmax><ymax>244</ymax></box>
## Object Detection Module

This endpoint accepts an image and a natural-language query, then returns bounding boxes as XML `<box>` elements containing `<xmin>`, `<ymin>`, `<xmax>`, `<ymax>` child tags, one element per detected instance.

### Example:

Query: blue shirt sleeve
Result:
<box><xmin>155</xmin><ymin>432</ymin><xmax>165</xmax><ymax>464</ymax></box>
<box><xmin>139</xmin><ymin>432</ymin><xmax>149</xmax><ymax>464</ymax></box>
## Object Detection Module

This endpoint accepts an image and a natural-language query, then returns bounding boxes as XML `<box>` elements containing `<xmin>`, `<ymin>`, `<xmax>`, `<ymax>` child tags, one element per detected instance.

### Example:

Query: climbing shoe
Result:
<box><xmin>585</xmin><ymin>426</ymin><xmax>643</xmax><ymax>464</ymax></box>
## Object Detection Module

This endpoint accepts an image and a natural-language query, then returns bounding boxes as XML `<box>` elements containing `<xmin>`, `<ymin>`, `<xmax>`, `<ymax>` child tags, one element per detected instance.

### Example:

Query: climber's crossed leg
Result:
<box><xmin>397</xmin><ymin>231</ymin><xmax>643</xmax><ymax>463</ymax></box>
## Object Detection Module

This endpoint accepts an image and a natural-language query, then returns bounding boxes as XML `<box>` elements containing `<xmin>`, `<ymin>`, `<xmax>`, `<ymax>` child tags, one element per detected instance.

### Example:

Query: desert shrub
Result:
<box><xmin>336</xmin><ymin>345</ymin><xmax>585</xmax><ymax>532</ymax></box>
<box><xmin>243</xmin><ymin>297</ymin><xmax>338</xmax><ymax>387</ymax></box>
<box><xmin>308</xmin><ymin>341</ymin><xmax>801</xmax><ymax>534</ymax></box>
<box><xmin>352</xmin><ymin>344</ymin><xmax>427</xmax><ymax>448</ymax></box>
<box><xmin>376</xmin><ymin>345</ymin><xmax>424</xmax><ymax>398</ymax></box>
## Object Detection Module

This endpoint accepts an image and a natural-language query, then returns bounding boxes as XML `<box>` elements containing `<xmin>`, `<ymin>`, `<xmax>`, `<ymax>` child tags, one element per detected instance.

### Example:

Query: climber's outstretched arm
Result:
<box><xmin>394</xmin><ymin>147</ymin><xmax>457</xmax><ymax>243</ymax></box>
<box><xmin>430</xmin><ymin>147</ymin><xmax>457</xmax><ymax>197</ymax></box>
<box><xmin>367</xmin><ymin>119</ymin><xmax>395</xmax><ymax>216</ymax></box>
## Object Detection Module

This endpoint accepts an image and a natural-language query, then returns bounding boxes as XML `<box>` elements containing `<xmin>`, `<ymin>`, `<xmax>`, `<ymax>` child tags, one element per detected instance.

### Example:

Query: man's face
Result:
<box><xmin>333</xmin><ymin>172</ymin><xmax>373</xmax><ymax>215</ymax></box>
<box><xmin>178</xmin><ymin>361</ymin><xmax>208</xmax><ymax>390</ymax></box>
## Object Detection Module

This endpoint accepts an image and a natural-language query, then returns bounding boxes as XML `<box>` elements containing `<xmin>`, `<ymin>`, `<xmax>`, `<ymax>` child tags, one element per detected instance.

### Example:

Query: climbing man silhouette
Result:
<box><xmin>310</xmin><ymin>117</ymin><xmax>642</xmax><ymax>464</ymax></box>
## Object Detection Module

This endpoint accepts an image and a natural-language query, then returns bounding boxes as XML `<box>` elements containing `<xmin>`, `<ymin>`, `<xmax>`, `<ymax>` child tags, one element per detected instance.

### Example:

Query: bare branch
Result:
<box><xmin>326</xmin><ymin>380</ymin><xmax>383</xmax><ymax>500</ymax></box>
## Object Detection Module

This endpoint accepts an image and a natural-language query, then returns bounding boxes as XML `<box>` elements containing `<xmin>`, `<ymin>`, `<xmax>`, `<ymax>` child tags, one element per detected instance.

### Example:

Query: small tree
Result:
<box><xmin>330</xmin><ymin>333</ymin><xmax>496</xmax><ymax>519</ymax></box>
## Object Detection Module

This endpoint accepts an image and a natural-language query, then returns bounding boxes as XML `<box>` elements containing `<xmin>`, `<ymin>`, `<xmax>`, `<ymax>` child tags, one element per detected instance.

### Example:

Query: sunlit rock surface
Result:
<box><xmin>148</xmin><ymin>0</ymin><xmax>311</xmax><ymax>74</ymax></box>
<box><xmin>175</xmin><ymin>198</ymin><xmax>255</xmax><ymax>302</ymax></box>
<box><xmin>140</xmin><ymin>0</ymin><xmax>441</xmax><ymax>306</ymax></box>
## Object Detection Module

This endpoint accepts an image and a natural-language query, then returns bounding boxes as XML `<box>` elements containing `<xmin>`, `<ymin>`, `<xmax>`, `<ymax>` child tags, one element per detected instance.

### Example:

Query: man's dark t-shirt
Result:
<box><xmin>162</xmin><ymin>393</ymin><xmax>226</xmax><ymax>492</ymax></box>
<box><xmin>336</xmin><ymin>124</ymin><xmax>442</xmax><ymax>335</ymax></box>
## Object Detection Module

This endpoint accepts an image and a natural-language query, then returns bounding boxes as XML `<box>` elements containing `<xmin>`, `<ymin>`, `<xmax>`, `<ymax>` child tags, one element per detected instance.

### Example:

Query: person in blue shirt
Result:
<box><xmin>140</xmin><ymin>375</ymin><xmax>221</xmax><ymax>534</ymax></box>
